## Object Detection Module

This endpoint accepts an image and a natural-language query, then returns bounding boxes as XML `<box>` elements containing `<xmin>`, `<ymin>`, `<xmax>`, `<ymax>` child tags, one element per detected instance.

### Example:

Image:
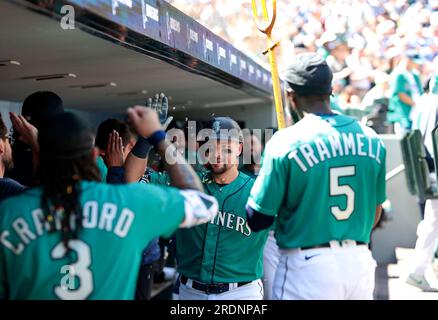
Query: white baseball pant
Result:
<box><xmin>410</xmin><ymin>199</ymin><xmax>438</xmax><ymax>276</ymax></box>
<box><xmin>262</xmin><ymin>231</ymin><xmax>280</xmax><ymax>300</ymax></box>
<box><xmin>273</xmin><ymin>241</ymin><xmax>377</xmax><ymax>300</ymax></box>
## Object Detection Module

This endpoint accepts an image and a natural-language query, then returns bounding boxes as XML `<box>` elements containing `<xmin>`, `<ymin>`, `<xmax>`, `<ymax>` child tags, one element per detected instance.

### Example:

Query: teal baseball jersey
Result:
<box><xmin>96</xmin><ymin>156</ymin><xmax>107</xmax><ymax>182</ymax></box>
<box><xmin>239</xmin><ymin>166</ymin><xmax>258</xmax><ymax>179</ymax></box>
<box><xmin>239</xmin><ymin>166</ymin><xmax>276</xmax><ymax>232</ymax></box>
<box><xmin>0</xmin><ymin>181</ymin><xmax>216</xmax><ymax>299</ymax></box>
<box><xmin>145</xmin><ymin>170</ymin><xmax>269</xmax><ymax>283</ymax></box>
<box><xmin>248</xmin><ymin>113</ymin><xmax>386</xmax><ymax>249</ymax></box>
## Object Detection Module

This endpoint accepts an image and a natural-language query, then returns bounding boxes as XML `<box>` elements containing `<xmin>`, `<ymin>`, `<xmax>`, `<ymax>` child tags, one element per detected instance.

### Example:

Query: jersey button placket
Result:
<box><xmin>200</xmin><ymin>224</ymin><xmax>219</xmax><ymax>282</ymax></box>
<box><xmin>200</xmin><ymin>189</ymin><xmax>224</xmax><ymax>283</ymax></box>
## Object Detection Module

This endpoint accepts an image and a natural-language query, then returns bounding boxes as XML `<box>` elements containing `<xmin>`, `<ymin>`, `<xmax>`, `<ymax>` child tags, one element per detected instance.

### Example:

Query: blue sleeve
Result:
<box><xmin>0</xmin><ymin>178</ymin><xmax>27</xmax><ymax>203</ymax></box>
<box><xmin>142</xmin><ymin>238</ymin><xmax>161</xmax><ymax>265</ymax></box>
<box><xmin>246</xmin><ymin>205</ymin><xmax>275</xmax><ymax>232</ymax></box>
<box><xmin>106</xmin><ymin>167</ymin><xmax>125</xmax><ymax>185</ymax></box>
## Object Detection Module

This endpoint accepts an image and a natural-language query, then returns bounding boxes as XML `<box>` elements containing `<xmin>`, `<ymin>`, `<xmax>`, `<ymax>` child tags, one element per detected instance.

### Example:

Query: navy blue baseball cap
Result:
<box><xmin>21</xmin><ymin>91</ymin><xmax>64</xmax><ymax>128</ymax></box>
<box><xmin>38</xmin><ymin>112</ymin><xmax>94</xmax><ymax>160</ymax></box>
<box><xmin>284</xmin><ymin>53</ymin><xmax>333</xmax><ymax>96</ymax></box>
<box><xmin>201</xmin><ymin>117</ymin><xmax>243</xmax><ymax>143</ymax></box>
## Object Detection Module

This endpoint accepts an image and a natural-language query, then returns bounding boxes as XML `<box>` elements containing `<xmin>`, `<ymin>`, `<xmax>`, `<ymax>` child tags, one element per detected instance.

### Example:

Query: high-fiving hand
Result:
<box><xmin>9</xmin><ymin>112</ymin><xmax>39</xmax><ymax>152</ymax></box>
<box><xmin>104</xmin><ymin>130</ymin><xmax>124</xmax><ymax>168</ymax></box>
<box><xmin>147</xmin><ymin>93</ymin><xmax>174</xmax><ymax>129</ymax></box>
<box><xmin>128</xmin><ymin>93</ymin><xmax>174</xmax><ymax>138</ymax></box>
<box><xmin>127</xmin><ymin>106</ymin><xmax>163</xmax><ymax>139</ymax></box>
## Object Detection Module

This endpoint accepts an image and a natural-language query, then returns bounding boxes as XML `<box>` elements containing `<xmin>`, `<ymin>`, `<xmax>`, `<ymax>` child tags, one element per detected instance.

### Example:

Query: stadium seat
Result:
<box><xmin>344</xmin><ymin>108</ymin><xmax>366</xmax><ymax>121</ymax></box>
<box><xmin>401</xmin><ymin>130</ymin><xmax>437</xmax><ymax>202</ymax></box>
<box><xmin>400</xmin><ymin>133</ymin><xmax>418</xmax><ymax>196</ymax></box>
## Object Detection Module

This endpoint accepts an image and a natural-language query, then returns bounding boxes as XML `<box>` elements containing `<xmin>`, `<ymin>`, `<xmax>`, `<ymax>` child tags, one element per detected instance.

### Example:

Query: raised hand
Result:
<box><xmin>148</xmin><ymin>93</ymin><xmax>170</xmax><ymax>125</ymax></box>
<box><xmin>104</xmin><ymin>130</ymin><xmax>124</xmax><ymax>168</ymax></box>
<box><xmin>127</xmin><ymin>106</ymin><xmax>162</xmax><ymax>138</ymax></box>
<box><xmin>9</xmin><ymin>112</ymin><xmax>39</xmax><ymax>151</ymax></box>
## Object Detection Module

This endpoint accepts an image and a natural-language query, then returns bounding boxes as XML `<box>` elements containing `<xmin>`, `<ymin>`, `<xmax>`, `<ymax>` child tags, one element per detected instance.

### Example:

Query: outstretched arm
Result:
<box><xmin>124</xmin><ymin>141</ymin><xmax>150</xmax><ymax>183</ymax></box>
<box><xmin>125</xmin><ymin>93</ymin><xmax>173</xmax><ymax>183</ymax></box>
<box><xmin>398</xmin><ymin>93</ymin><xmax>415</xmax><ymax>107</ymax></box>
<box><xmin>373</xmin><ymin>204</ymin><xmax>383</xmax><ymax>229</ymax></box>
<box><xmin>9</xmin><ymin>112</ymin><xmax>39</xmax><ymax>175</ymax></box>
<box><xmin>127</xmin><ymin>106</ymin><xmax>203</xmax><ymax>192</ymax></box>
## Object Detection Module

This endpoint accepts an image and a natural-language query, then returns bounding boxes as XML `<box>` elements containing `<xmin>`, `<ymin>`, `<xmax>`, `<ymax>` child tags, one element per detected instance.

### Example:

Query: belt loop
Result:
<box><xmin>343</xmin><ymin>240</ymin><xmax>356</xmax><ymax>247</ymax></box>
<box><xmin>329</xmin><ymin>240</ymin><xmax>340</xmax><ymax>249</ymax></box>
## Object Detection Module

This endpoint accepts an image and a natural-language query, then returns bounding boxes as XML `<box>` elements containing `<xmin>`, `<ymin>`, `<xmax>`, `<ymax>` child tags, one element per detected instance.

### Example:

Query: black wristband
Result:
<box><xmin>147</xmin><ymin>130</ymin><xmax>166</xmax><ymax>148</ymax></box>
<box><xmin>131</xmin><ymin>137</ymin><xmax>153</xmax><ymax>159</ymax></box>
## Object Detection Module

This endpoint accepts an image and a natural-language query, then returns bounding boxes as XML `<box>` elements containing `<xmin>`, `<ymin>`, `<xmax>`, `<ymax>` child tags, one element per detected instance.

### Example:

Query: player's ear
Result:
<box><xmin>125</xmin><ymin>140</ymin><xmax>136</xmax><ymax>154</ymax></box>
<box><xmin>0</xmin><ymin>139</ymin><xmax>4</xmax><ymax>156</ymax></box>
<box><xmin>287</xmin><ymin>90</ymin><xmax>297</xmax><ymax>111</ymax></box>
<box><xmin>98</xmin><ymin>147</ymin><xmax>106</xmax><ymax>157</ymax></box>
<box><xmin>238</xmin><ymin>142</ymin><xmax>243</xmax><ymax>157</ymax></box>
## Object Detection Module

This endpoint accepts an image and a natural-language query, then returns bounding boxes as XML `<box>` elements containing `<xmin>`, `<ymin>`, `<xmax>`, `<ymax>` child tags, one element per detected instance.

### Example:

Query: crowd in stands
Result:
<box><xmin>1</xmin><ymin>1</ymin><xmax>438</xmax><ymax>300</ymax></box>
<box><xmin>169</xmin><ymin>0</ymin><xmax>438</xmax><ymax>132</ymax></box>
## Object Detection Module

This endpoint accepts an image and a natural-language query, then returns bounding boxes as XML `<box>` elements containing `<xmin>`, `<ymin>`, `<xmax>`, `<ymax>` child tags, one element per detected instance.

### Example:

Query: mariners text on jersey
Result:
<box><xmin>289</xmin><ymin>131</ymin><xmax>384</xmax><ymax>173</ymax></box>
<box><xmin>0</xmin><ymin>201</ymin><xmax>135</xmax><ymax>255</ymax></box>
<box><xmin>210</xmin><ymin>211</ymin><xmax>251</xmax><ymax>237</ymax></box>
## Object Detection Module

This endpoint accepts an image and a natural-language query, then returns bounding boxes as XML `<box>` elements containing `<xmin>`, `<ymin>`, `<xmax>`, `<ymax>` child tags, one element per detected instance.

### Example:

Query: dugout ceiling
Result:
<box><xmin>0</xmin><ymin>0</ymin><xmax>273</xmax><ymax>114</ymax></box>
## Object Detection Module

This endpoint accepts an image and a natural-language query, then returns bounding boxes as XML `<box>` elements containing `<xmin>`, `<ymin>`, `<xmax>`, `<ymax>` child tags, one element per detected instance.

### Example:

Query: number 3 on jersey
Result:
<box><xmin>51</xmin><ymin>240</ymin><xmax>93</xmax><ymax>300</ymax></box>
<box><xmin>330</xmin><ymin>166</ymin><xmax>356</xmax><ymax>220</ymax></box>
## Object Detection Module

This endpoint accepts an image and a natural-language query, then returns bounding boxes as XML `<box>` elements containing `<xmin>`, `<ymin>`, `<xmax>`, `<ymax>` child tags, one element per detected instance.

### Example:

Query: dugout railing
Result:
<box><xmin>401</xmin><ymin>129</ymin><xmax>438</xmax><ymax>203</ymax></box>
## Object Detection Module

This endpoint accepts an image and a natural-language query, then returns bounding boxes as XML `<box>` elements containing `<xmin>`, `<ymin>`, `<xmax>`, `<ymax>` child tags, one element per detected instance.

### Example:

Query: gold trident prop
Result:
<box><xmin>252</xmin><ymin>0</ymin><xmax>286</xmax><ymax>129</ymax></box>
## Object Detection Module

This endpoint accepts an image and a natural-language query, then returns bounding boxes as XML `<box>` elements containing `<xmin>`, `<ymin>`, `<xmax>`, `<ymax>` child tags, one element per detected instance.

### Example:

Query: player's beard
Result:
<box><xmin>2</xmin><ymin>156</ymin><xmax>14</xmax><ymax>173</ymax></box>
<box><xmin>206</xmin><ymin>163</ymin><xmax>230</xmax><ymax>175</ymax></box>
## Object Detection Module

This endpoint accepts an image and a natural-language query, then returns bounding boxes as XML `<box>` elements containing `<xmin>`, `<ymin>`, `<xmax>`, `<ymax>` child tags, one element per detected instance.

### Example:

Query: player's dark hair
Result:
<box><xmin>38</xmin><ymin>152</ymin><xmax>100</xmax><ymax>253</ymax></box>
<box><xmin>95</xmin><ymin>118</ymin><xmax>132</xmax><ymax>150</ymax></box>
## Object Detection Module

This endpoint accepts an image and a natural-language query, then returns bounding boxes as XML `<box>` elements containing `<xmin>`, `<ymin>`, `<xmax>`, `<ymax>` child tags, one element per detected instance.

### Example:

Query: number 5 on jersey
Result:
<box><xmin>330</xmin><ymin>166</ymin><xmax>356</xmax><ymax>220</ymax></box>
